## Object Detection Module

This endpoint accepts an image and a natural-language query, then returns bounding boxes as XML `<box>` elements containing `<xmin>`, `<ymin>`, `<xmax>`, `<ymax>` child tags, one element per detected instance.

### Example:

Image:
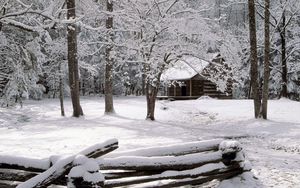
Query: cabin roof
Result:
<box><xmin>161</xmin><ymin>57</ymin><xmax>210</xmax><ymax>81</ymax></box>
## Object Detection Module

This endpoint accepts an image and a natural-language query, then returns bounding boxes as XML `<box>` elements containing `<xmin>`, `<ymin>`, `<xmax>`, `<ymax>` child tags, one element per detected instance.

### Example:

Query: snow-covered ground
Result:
<box><xmin>0</xmin><ymin>96</ymin><xmax>299</xmax><ymax>187</ymax></box>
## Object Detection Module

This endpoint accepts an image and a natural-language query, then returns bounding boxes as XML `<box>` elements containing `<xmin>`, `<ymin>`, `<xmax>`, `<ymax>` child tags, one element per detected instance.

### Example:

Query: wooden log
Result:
<box><xmin>102</xmin><ymin>139</ymin><xmax>243</xmax><ymax>180</ymax></box>
<box><xmin>102</xmin><ymin>140</ymin><xmax>246</xmax><ymax>187</ymax></box>
<box><xmin>17</xmin><ymin>139</ymin><xmax>118</xmax><ymax>188</ymax></box>
<box><xmin>103</xmin><ymin>170</ymin><xmax>160</xmax><ymax>180</ymax></box>
<box><xmin>77</xmin><ymin>138</ymin><xmax>115</xmax><ymax>158</ymax></box>
<box><xmin>107</xmin><ymin>139</ymin><xmax>223</xmax><ymax>158</ymax></box>
<box><xmin>0</xmin><ymin>138</ymin><xmax>118</xmax><ymax>173</ymax></box>
<box><xmin>79</xmin><ymin>139</ymin><xmax>118</xmax><ymax>159</ymax></box>
<box><xmin>0</xmin><ymin>156</ymin><xmax>50</xmax><ymax>172</ymax></box>
<box><xmin>104</xmin><ymin>162</ymin><xmax>243</xmax><ymax>187</ymax></box>
<box><xmin>0</xmin><ymin>138</ymin><xmax>118</xmax><ymax>185</ymax></box>
<box><xmin>0</xmin><ymin>180</ymin><xmax>21</xmax><ymax>188</ymax></box>
<box><xmin>103</xmin><ymin>162</ymin><xmax>242</xmax><ymax>180</ymax></box>
<box><xmin>98</xmin><ymin>151</ymin><xmax>223</xmax><ymax>171</ymax></box>
<box><xmin>0</xmin><ymin>180</ymin><xmax>66</xmax><ymax>188</ymax></box>
<box><xmin>68</xmin><ymin>177</ymin><xmax>104</xmax><ymax>188</ymax></box>
<box><xmin>67</xmin><ymin>158</ymin><xmax>104</xmax><ymax>188</ymax></box>
<box><xmin>0</xmin><ymin>168</ymin><xmax>68</xmax><ymax>186</ymax></box>
<box><xmin>219</xmin><ymin>140</ymin><xmax>244</xmax><ymax>166</ymax></box>
<box><xmin>142</xmin><ymin>168</ymin><xmax>245</xmax><ymax>188</ymax></box>
<box><xmin>0</xmin><ymin>168</ymin><xmax>38</xmax><ymax>182</ymax></box>
<box><xmin>2</xmin><ymin>139</ymin><xmax>246</xmax><ymax>188</ymax></box>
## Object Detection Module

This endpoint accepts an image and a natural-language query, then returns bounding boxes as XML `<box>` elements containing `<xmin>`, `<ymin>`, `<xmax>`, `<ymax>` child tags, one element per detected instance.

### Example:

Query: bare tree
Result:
<box><xmin>66</xmin><ymin>0</ymin><xmax>83</xmax><ymax>117</ymax></box>
<box><xmin>58</xmin><ymin>62</ymin><xmax>65</xmax><ymax>116</ymax></box>
<box><xmin>261</xmin><ymin>0</ymin><xmax>270</xmax><ymax>119</ymax></box>
<box><xmin>145</xmin><ymin>55</ymin><xmax>170</xmax><ymax>121</ymax></box>
<box><xmin>104</xmin><ymin>0</ymin><xmax>115</xmax><ymax>114</ymax></box>
<box><xmin>248</xmin><ymin>0</ymin><xmax>261</xmax><ymax>118</ymax></box>
<box><xmin>280</xmin><ymin>5</ymin><xmax>288</xmax><ymax>98</ymax></box>
<box><xmin>258</xmin><ymin>0</ymin><xmax>300</xmax><ymax>99</ymax></box>
<box><xmin>0</xmin><ymin>5</ymin><xmax>6</xmax><ymax>31</ymax></box>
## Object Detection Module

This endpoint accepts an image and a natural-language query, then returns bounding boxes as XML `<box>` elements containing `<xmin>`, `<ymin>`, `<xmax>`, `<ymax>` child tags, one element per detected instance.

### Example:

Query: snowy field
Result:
<box><xmin>0</xmin><ymin>96</ymin><xmax>299</xmax><ymax>187</ymax></box>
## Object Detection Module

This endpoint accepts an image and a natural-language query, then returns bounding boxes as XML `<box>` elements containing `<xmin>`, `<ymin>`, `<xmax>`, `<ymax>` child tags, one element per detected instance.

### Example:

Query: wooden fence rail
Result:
<box><xmin>0</xmin><ymin>139</ymin><xmax>250</xmax><ymax>188</ymax></box>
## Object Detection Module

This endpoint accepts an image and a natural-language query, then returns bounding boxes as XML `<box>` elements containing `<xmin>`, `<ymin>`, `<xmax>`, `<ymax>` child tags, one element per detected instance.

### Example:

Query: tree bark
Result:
<box><xmin>104</xmin><ymin>0</ymin><xmax>115</xmax><ymax>114</ymax></box>
<box><xmin>248</xmin><ymin>0</ymin><xmax>261</xmax><ymax>118</ymax></box>
<box><xmin>146</xmin><ymin>84</ymin><xmax>158</xmax><ymax>121</ymax></box>
<box><xmin>261</xmin><ymin>0</ymin><xmax>270</xmax><ymax>119</ymax></box>
<box><xmin>67</xmin><ymin>0</ymin><xmax>83</xmax><ymax>117</ymax></box>
<box><xmin>280</xmin><ymin>11</ymin><xmax>288</xmax><ymax>98</ymax></box>
<box><xmin>0</xmin><ymin>7</ymin><xmax>6</xmax><ymax>31</ymax></box>
<box><xmin>142</xmin><ymin>73</ymin><xmax>146</xmax><ymax>96</ymax></box>
<box><xmin>145</xmin><ymin>70</ymin><xmax>163</xmax><ymax>121</ymax></box>
<box><xmin>247</xmin><ymin>81</ymin><xmax>252</xmax><ymax>99</ymax></box>
<box><xmin>59</xmin><ymin>63</ymin><xmax>65</xmax><ymax>117</ymax></box>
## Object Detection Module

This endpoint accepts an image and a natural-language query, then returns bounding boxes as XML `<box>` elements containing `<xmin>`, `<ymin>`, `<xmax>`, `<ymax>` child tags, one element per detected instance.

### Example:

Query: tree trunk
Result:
<box><xmin>261</xmin><ymin>0</ymin><xmax>270</xmax><ymax>119</ymax></box>
<box><xmin>142</xmin><ymin>73</ymin><xmax>146</xmax><ymax>96</ymax></box>
<box><xmin>59</xmin><ymin>64</ymin><xmax>65</xmax><ymax>117</ymax></box>
<box><xmin>280</xmin><ymin>11</ymin><xmax>288</xmax><ymax>98</ymax></box>
<box><xmin>104</xmin><ymin>0</ymin><xmax>115</xmax><ymax>114</ymax></box>
<box><xmin>247</xmin><ymin>81</ymin><xmax>252</xmax><ymax>99</ymax></box>
<box><xmin>66</xmin><ymin>0</ymin><xmax>83</xmax><ymax>117</ymax></box>
<box><xmin>146</xmin><ymin>84</ymin><xmax>157</xmax><ymax>121</ymax></box>
<box><xmin>248</xmin><ymin>0</ymin><xmax>261</xmax><ymax>118</ymax></box>
<box><xmin>0</xmin><ymin>7</ymin><xmax>6</xmax><ymax>31</ymax></box>
<box><xmin>145</xmin><ymin>72</ymin><xmax>162</xmax><ymax>121</ymax></box>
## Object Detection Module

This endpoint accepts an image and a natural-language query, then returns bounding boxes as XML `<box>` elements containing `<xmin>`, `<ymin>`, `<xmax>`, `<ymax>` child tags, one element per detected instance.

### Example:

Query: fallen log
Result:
<box><xmin>16</xmin><ymin>139</ymin><xmax>118</xmax><ymax>188</ymax></box>
<box><xmin>107</xmin><ymin>139</ymin><xmax>222</xmax><ymax>158</ymax></box>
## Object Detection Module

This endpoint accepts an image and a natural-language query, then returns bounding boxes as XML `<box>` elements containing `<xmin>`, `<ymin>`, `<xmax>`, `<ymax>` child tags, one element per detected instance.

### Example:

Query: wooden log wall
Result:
<box><xmin>166</xmin><ymin>74</ymin><xmax>233</xmax><ymax>99</ymax></box>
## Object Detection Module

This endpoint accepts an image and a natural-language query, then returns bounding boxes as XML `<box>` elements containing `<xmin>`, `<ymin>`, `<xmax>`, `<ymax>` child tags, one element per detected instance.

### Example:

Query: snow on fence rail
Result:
<box><xmin>0</xmin><ymin>139</ymin><xmax>250</xmax><ymax>188</ymax></box>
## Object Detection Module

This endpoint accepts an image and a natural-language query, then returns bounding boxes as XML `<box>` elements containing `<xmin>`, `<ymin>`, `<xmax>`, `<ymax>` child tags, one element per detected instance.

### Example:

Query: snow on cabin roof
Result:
<box><xmin>161</xmin><ymin>57</ymin><xmax>210</xmax><ymax>81</ymax></box>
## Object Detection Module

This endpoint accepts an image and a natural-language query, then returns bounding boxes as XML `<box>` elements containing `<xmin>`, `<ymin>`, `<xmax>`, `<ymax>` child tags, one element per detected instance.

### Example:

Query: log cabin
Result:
<box><xmin>158</xmin><ymin>54</ymin><xmax>233</xmax><ymax>100</ymax></box>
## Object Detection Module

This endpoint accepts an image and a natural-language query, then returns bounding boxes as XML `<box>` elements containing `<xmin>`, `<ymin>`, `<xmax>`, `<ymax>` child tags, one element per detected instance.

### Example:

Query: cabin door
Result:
<box><xmin>181</xmin><ymin>86</ymin><xmax>187</xmax><ymax>96</ymax></box>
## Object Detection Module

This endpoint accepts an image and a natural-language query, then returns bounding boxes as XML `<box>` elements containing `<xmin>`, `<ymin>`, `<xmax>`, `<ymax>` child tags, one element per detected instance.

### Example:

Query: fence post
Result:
<box><xmin>219</xmin><ymin>140</ymin><xmax>244</xmax><ymax>166</ymax></box>
<box><xmin>68</xmin><ymin>157</ymin><xmax>104</xmax><ymax>188</ymax></box>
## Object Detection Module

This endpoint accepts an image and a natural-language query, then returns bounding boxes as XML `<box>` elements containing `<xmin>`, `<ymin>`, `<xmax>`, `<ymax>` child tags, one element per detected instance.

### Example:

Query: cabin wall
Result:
<box><xmin>168</xmin><ymin>79</ymin><xmax>204</xmax><ymax>97</ymax></box>
<box><xmin>166</xmin><ymin>77</ymin><xmax>233</xmax><ymax>99</ymax></box>
<box><xmin>191</xmin><ymin>79</ymin><xmax>204</xmax><ymax>96</ymax></box>
<box><xmin>168</xmin><ymin>81</ymin><xmax>191</xmax><ymax>96</ymax></box>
